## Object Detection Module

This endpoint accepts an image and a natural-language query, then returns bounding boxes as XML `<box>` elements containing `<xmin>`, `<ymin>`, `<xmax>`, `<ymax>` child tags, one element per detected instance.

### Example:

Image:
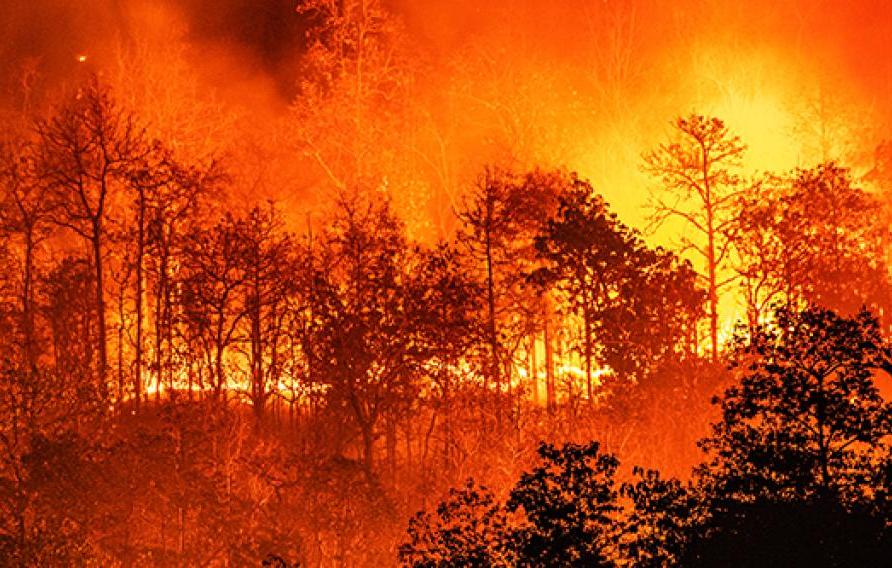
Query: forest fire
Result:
<box><xmin>1</xmin><ymin>0</ymin><xmax>891</xmax><ymax>566</ymax></box>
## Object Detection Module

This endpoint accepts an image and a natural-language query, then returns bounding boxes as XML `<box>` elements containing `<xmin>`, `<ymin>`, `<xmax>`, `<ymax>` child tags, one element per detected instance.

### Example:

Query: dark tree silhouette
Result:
<box><xmin>179</xmin><ymin>214</ymin><xmax>249</xmax><ymax>398</ymax></box>
<box><xmin>37</xmin><ymin>77</ymin><xmax>148</xmax><ymax>385</ymax></box>
<box><xmin>534</xmin><ymin>174</ymin><xmax>705</xmax><ymax>401</ymax></box>
<box><xmin>239</xmin><ymin>204</ymin><xmax>298</xmax><ymax>419</ymax></box>
<box><xmin>457</xmin><ymin>167</ymin><xmax>560</xmax><ymax>413</ymax></box>
<box><xmin>406</xmin><ymin>242</ymin><xmax>484</xmax><ymax>470</ymax></box>
<box><xmin>698</xmin><ymin>306</ymin><xmax>892</xmax><ymax>503</ymax></box>
<box><xmin>301</xmin><ymin>194</ymin><xmax>424</xmax><ymax>472</ymax></box>
<box><xmin>506</xmin><ymin>442</ymin><xmax>620</xmax><ymax>567</ymax></box>
<box><xmin>0</xmin><ymin>134</ymin><xmax>52</xmax><ymax>370</ymax></box>
<box><xmin>401</xmin><ymin>480</ymin><xmax>511</xmax><ymax>567</ymax></box>
<box><xmin>401</xmin><ymin>442</ymin><xmax>622</xmax><ymax>567</ymax></box>
<box><xmin>687</xmin><ymin>305</ymin><xmax>892</xmax><ymax>565</ymax></box>
<box><xmin>619</xmin><ymin>467</ymin><xmax>700</xmax><ymax>567</ymax></box>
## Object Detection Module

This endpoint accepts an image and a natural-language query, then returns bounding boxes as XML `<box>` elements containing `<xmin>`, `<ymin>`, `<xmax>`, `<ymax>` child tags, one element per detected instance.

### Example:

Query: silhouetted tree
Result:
<box><xmin>507</xmin><ymin>442</ymin><xmax>620</xmax><ymax>566</ymax></box>
<box><xmin>534</xmin><ymin>174</ymin><xmax>704</xmax><ymax>402</ymax></box>
<box><xmin>735</xmin><ymin>163</ymin><xmax>892</xmax><ymax>328</ymax></box>
<box><xmin>457</xmin><ymin>168</ymin><xmax>560</xmax><ymax>414</ymax></box>
<box><xmin>238</xmin><ymin>204</ymin><xmax>298</xmax><ymax>419</ymax></box>
<box><xmin>644</xmin><ymin>115</ymin><xmax>746</xmax><ymax>360</ymax></box>
<box><xmin>37</xmin><ymin>77</ymin><xmax>148</xmax><ymax>384</ymax></box>
<box><xmin>401</xmin><ymin>480</ymin><xmax>510</xmax><ymax>567</ymax></box>
<box><xmin>145</xmin><ymin>156</ymin><xmax>220</xmax><ymax>399</ymax></box>
<box><xmin>698</xmin><ymin>306</ymin><xmax>892</xmax><ymax>503</ymax></box>
<box><xmin>179</xmin><ymin>214</ymin><xmax>249</xmax><ymax>398</ymax></box>
<box><xmin>0</xmin><ymin>134</ymin><xmax>52</xmax><ymax>369</ymax></box>
<box><xmin>618</xmin><ymin>467</ymin><xmax>700</xmax><ymax>567</ymax></box>
<box><xmin>687</xmin><ymin>306</ymin><xmax>892</xmax><ymax>565</ymax></box>
<box><xmin>302</xmin><ymin>195</ymin><xmax>423</xmax><ymax>471</ymax></box>
<box><xmin>406</xmin><ymin>242</ymin><xmax>484</xmax><ymax>470</ymax></box>
<box><xmin>401</xmin><ymin>441</ymin><xmax>622</xmax><ymax>567</ymax></box>
<box><xmin>41</xmin><ymin>258</ymin><xmax>99</xmax><ymax>387</ymax></box>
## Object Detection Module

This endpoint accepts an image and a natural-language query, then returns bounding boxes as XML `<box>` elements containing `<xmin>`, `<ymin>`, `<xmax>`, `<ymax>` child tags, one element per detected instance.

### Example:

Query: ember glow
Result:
<box><xmin>0</xmin><ymin>1</ymin><xmax>891</xmax><ymax>566</ymax></box>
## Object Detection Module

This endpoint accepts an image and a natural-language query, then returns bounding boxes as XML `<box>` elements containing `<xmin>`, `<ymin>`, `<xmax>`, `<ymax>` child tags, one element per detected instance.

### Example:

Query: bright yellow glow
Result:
<box><xmin>714</xmin><ymin>89</ymin><xmax>797</xmax><ymax>174</ymax></box>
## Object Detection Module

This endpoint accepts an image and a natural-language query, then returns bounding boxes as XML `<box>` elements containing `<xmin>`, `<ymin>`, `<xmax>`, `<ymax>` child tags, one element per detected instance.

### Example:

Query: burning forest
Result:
<box><xmin>0</xmin><ymin>0</ymin><xmax>891</xmax><ymax>566</ymax></box>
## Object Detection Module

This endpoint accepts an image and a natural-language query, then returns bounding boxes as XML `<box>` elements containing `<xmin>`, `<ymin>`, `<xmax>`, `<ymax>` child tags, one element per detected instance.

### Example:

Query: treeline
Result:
<box><xmin>401</xmin><ymin>306</ymin><xmax>892</xmax><ymax>567</ymax></box>
<box><xmin>0</xmin><ymin>72</ymin><xmax>891</xmax><ymax>565</ymax></box>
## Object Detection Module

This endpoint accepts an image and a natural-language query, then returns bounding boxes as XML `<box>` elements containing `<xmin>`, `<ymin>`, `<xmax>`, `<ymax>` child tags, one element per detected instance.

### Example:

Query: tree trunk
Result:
<box><xmin>361</xmin><ymin>422</ymin><xmax>375</xmax><ymax>473</ymax></box>
<box><xmin>706</xmin><ymin>217</ymin><xmax>719</xmax><ymax>362</ymax></box>
<box><xmin>544</xmin><ymin>301</ymin><xmax>555</xmax><ymax>414</ymax></box>
<box><xmin>529</xmin><ymin>334</ymin><xmax>538</xmax><ymax>405</ymax></box>
<box><xmin>250</xmin><ymin>279</ymin><xmax>264</xmax><ymax>419</ymax></box>
<box><xmin>484</xmin><ymin>223</ymin><xmax>500</xmax><ymax>425</ymax></box>
<box><xmin>134</xmin><ymin>190</ymin><xmax>145</xmax><ymax>410</ymax></box>
<box><xmin>92</xmin><ymin>227</ymin><xmax>108</xmax><ymax>394</ymax></box>
<box><xmin>583</xmin><ymin>302</ymin><xmax>593</xmax><ymax>405</ymax></box>
<box><xmin>21</xmin><ymin>227</ymin><xmax>36</xmax><ymax>370</ymax></box>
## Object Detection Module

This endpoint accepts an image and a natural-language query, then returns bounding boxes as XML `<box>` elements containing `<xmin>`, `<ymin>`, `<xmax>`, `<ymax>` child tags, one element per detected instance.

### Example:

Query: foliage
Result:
<box><xmin>697</xmin><ymin>305</ymin><xmax>892</xmax><ymax>504</ymax></box>
<box><xmin>506</xmin><ymin>442</ymin><xmax>620</xmax><ymax>567</ymax></box>
<box><xmin>534</xmin><ymin>173</ymin><xmax>704</xmax><ymax>395</ymax></box>
<box><xmin>735</xmin><ymin>163</ymin><xmax>892</xmax><ymax>328</ymax></box>
<box><xmin>401</xmin><ymin>480</ymin><xmax>511</xmax><ymax>567</ymax></box>
<box><xmin>401</xmin><ymin>442</ymin><xmax>622</xmax><ymax>567</ymax></box>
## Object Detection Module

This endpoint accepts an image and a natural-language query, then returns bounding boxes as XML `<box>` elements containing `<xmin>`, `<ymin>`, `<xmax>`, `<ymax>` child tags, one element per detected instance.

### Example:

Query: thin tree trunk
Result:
<box><xmin>484</xmin><ymin>223</ymin><xmax>500</xmax><ymax>424</ymax></box>
<box><xmin>92</xmin><ymin>228</ymin><xmax>109</xmax><ymax>394</ymax></box>
<box><xmin>22</xmin><ymin>227</ymin><xmax>36</xmax><ymax>370</ymax></box>
<box><xmin>530</xmin><ymin>334</ymin><xmax>539</xmax><ymax>404</ymax></box>
<box><xmin>544</xmin><ymin>301</ymin><xmax>555</xmax><ymax>414</ymax></box>
<box><xmin>134</xmin><ymin>191</ymin><xmax>145</xmax><ymax>410</ymax></box>
<box><xmin>583</xmin><ymin>303</ymin><xmax>593</xmax><ymax>404</ymax></box>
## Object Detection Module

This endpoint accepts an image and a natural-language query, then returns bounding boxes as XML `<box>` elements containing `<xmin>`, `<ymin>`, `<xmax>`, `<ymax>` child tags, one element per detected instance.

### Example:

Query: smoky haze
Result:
<box><xmin>1</xmin><ymin>0</ymin><xmax>891</xmax><ymax>228</ymax></box>
<box><xmin>4</xmin><ymin>1</ymin><xmax>891</xmax><ymax>104</ymax></box>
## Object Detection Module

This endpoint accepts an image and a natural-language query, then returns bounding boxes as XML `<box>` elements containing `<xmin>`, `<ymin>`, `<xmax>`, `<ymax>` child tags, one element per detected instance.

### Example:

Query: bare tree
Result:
<box><xmin>179</xmin><ymin>214</ymin><xmax>249</xmax><ymax>399</ymax></box>
<box><xmin>644</xmin><ymin>115</ymin><xmax>745</xmax><ymax>360</ymax></box>
<box><xmin>238</xmin><ymin>204</ymin><xmax>297</xmax><ymax>419</ymax></box>
<box><xmin>0</xmin><ymin>134</ymin><xmax>52</xmax><ymax>369</ymax></box>
<box><xmin>36</xmin><ymin>77</ymin><xmax>147</xmax><ymax>384</ymax></box>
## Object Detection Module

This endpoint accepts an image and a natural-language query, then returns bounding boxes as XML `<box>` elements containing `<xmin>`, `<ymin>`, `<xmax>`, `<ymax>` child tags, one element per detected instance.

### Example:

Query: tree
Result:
<box><xmin>533</xmin><ymin>176</ymin><xmax>625</xmax><ymax>403</ymax></box>
<box><xmin>506</xmin><ymin>442</ymin><xmax>620</xmax><ymax>567</ymax></box>
<box><xmin>400</xmin><ymin>442</ymin><xmax>622</xmax><ymax>567</ymax></box>
<box><xmin>36</xmin><ymin>76</ymin><xmax>148</xmax><ymax>384</ymax></box>
<box><xmin>735</xmin><ymin>163</ymin><xmax>892</xmax><ymax>328</ymax></box>
<box><xmin>698</xmin><ymin>305</ymin><xmax>892</xmax><ymax>507</ymax></box>
<box><xmin>0</xmin><ymin>134</ymin><xmax>52</xmax><ymax>369</ymax></box>
<box><xmin>126</xmin><ymin>143</ymin><xmax>178</xmax><ymax>408</ymax></box>
<box><xmin>534</xmin><ymin>173</ymin><xmax>704</xmax><ymax>402</ymax></box>
<box><xmin>144</xmin><ymin>155</ymin><xmax>220</xmax><ymax>400</ymax></box>
<box><xmin>40</xmin><ymin>258</ymin><xmax>99</xmax><ymax>387</ymax></box>
<box><xmin>401</xmin><ymin>480</ymin><xmax>510</xmax><ymax>567</ymax></box>
<box><xmin>619</xmin><ymin>467</ymin><xmax>700</xmax><ymax>567</ymax></box>
<box><xmin>644</xmin><ymin>115</ymin><xmax>746</xmax><ymax>360</ymax></box>
<box><xmin>406</xmin><ymin>242</ymin><xmax>484</xmax><ymax>470</ymax></box>
<box><xmin>301</xmin><ymin>195</ymin><xmax>423</xmax><ymax>471</ymax></box>
<box><xmin>179</xmin><ymin>214</ymin><xmax>249</xmax><ymax>398</ymax></box>
<box><xmin>238</xmin><ymin>204</ymin><xmax>298</xmax><ymax>419</ymax></box>
<box><xmin>456</xmin><ymin>168</ymin><xmax>560</xmax><ymax>413</ymax></box>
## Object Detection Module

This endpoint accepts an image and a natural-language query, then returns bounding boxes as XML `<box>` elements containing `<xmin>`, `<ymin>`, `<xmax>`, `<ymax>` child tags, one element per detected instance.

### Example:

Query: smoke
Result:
<box><xmin>3</xmin><ymin>1</ymin><xmax>890</xmax><ymax>116</ymax></box>
<box><xmin>2</xmin><ymin>0</ymin><xmax>890</xmax><ymax>212</ymax></box>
